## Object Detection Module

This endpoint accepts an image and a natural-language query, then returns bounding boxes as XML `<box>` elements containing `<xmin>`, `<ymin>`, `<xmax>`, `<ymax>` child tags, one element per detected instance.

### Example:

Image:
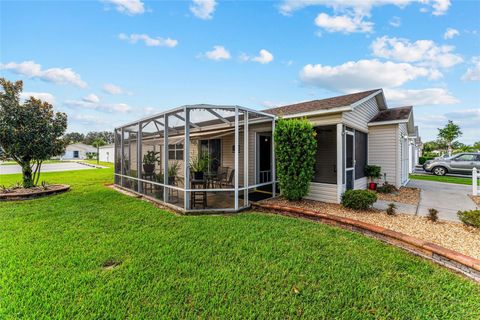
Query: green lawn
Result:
<box><xmin>1</xmin><ymin>169</ymin><xmax>479</xmax><ymax>319</ymax></box>
<box><xmin>410</xmin><ymin>174</ymin><xmax>473</xmax><ymax>185</ymax></box>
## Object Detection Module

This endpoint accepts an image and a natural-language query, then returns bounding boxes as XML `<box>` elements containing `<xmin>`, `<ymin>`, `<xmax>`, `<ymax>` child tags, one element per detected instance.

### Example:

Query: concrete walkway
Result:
<box><xmin>409</xmin><ymin>179</ymin><xmax>477</xmax><ymax>222</ymax></box>
<box><xmin>374</xmin><ymin>180</ymin><xmax>478</xmax><ymax>222</ymax></box>
<box><xmin>0</xmin><ymin>162</ymin><xmax>97</xmax><ymax>175</ymax></box>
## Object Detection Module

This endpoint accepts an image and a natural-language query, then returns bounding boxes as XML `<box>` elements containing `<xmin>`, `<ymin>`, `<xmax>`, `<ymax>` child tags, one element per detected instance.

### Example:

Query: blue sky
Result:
<box><xmin>1</xmin><ymin>0</ymin><xmax>479</xmax><ymax>143</ymax></box>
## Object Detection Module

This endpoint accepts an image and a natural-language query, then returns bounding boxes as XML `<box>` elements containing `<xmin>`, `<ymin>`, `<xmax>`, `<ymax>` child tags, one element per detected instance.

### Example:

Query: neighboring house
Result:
<box><xmin>61</xmin><ymin>143</ymin><xmax>96</xmax><ymax>160</ymax></box>
<box><xmin>113</xmin><ymin>88</ymin><xmax>419</xmax><ymax>212</ymax></box>
<box><xmin>99</xmin><ymin>144</ymin><xmax>115</xmax><ymax>163</ymax></box>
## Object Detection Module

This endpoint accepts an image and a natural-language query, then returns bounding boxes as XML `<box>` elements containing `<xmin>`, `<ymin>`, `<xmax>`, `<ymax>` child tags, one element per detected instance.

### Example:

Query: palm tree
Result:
<box><xmin>92</xmin><ymin>138</ymin><xmax>106</xmax><ymax>164</ymax></box>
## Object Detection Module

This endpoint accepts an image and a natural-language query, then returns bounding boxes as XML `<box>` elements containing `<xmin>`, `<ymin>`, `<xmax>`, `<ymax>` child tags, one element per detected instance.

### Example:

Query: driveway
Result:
<box><xmin>0</xmin><ymin>162</ymin><xmax>96</xmax><ymax>175</ymax></box>
<box><xmin>407</xmin><ymin>179</ymin><xmax>478</xmax><ymax>222</ymax></box>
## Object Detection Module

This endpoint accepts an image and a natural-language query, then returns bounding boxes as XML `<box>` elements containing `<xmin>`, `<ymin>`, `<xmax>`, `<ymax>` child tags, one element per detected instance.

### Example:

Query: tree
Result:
<box><xmin>64</xmin><ymin>132</ymin><xmax>85</xmax><ymax>144</ymax></box>
<box><xmin>92</xmin><ymin>138</ymin><xmax>106</xmax><ymax>164</ymax></box>
<box><xmin>0</xmin><ymin>78</ymin><xmax>67</xmax><ymax>187</ymax></box>
<box><xmin>84</xmin><ymin>131</ymin><xmax>114</xmax><ymax>145</ymax></box>
<box><xmin>474</xmin><ymin>141</ymin><xmax>480</xmax><ymax>151</ymax></box>
<box><xmin>274</xmin><ymin>118</ymin><xmax>317</xmax><ymax>201</ymax></box>
<box><xmin>437</xmin><ymin>120</ymin><xmax>462</xmax><ymax>156</ymax></box>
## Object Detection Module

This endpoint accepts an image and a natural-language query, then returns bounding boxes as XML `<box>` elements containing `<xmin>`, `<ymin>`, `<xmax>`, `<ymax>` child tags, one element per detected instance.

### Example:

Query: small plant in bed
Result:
<box><xmin>365</xmin><ymin>165</ymin><xmax>381</xmax><ymax>190</ymax></box>
<box><xmin>341</xmin><ymin>190</ymin><xmax>378</xmax><ymax>210</ymax></box>
<box><xmin>376</xmin><ymin>183</ymin><xmax>398</xmax><ymax>194</ymax></box>
<box><xmin>457</xmin><ymin>209</ymin><xmax>480</xmax><ymax>228</ymax></box>
<box><xmin>427</xmin><ymin>208</ymin><xmax>439</xmax><ymax>222</ymax></box>
<box><xmin>386</xmin><ymin>203</ymin><xmax>397</xmax><ymax>216</ymax></box>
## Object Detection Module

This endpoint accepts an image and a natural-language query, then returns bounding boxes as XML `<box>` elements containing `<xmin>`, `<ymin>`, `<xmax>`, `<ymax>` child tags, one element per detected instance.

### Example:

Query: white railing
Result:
<box><xmin>473</xmin><ymin>167</ymin><xmax>479</xmax><ymax>196</ymax></box>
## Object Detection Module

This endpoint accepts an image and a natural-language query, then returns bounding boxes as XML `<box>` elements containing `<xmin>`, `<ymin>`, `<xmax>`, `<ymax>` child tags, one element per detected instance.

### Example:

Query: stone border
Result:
<box><xmin>252</xmin><ymin>202</ymin><xmax>480</xmax><ymax>282</ymax></box>
<box><xmin>0</xmin><ymin>184</ymin><xmax>70</xmax><ymax>201</ymax></box>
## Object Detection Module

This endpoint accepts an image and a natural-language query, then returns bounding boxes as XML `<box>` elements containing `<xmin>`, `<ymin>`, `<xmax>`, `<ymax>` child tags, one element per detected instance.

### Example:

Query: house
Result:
<box><xmin>113</xmin><ymin>88</ymin><xmax>419</xmax><ymax>212</ymax></box>
<box><xmin>99</xmin><ymin>144</ymin><xmax>115</xmax><ymax>163</ymax></box>
<box><xmin>61</xmin><ymin>143</ymin><xmax>96</xmax><ymax>160</ymax></box>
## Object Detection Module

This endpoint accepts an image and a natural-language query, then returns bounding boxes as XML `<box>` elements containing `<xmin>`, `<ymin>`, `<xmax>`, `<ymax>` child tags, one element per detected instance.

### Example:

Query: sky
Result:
<box><xmin>1</xmin><ymin>0</ymin><xmax>479</xmax><ymax>144</ymax></box>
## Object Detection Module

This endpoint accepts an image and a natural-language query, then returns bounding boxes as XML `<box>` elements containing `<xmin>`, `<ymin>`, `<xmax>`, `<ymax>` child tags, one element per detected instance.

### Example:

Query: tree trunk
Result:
<box><xmin>22</xmin><ymin>164</ymin><xmax>34</xmax><ymax>188</ymax></box>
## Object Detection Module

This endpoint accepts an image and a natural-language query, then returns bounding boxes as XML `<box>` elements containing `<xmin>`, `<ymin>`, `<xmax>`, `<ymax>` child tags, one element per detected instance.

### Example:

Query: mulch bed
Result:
<box><xmin>260</xmin><ymin>197</ymin><xmax>480</xmax><ymax>260</ymax></box>
<box><xmin>0</xmin><ymin>184</ymin><xmax>70</xmax><ymax>201</ymax></box>
<box><xmin>376</xmin><ymin>187</ymin><xmax>420</xmax><ymax>205</ymax></box>
<box><xmin>469</xmin><ymin>195</ymin><xmax>480</xmax><ymax>207</ymax></box>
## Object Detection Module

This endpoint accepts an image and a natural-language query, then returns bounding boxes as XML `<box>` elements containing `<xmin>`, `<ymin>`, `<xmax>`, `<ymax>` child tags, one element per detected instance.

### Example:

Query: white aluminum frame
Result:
<box><xmin>114</xmin><ymin>104</ymin><xmax>276</xmax><ymax>213</ymax></box>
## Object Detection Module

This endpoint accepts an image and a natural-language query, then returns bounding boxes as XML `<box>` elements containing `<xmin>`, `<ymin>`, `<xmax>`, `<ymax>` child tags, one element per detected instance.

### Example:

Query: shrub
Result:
<box><xmin>457</xmin><ymin>209</ymin><xmax>480</xmax><ymax>228</ymax></box>
<box><xmin>341</xmin><ymin>190</ymin><xmax>378</xmax><ymax>210</ymax></box>
<box><xmin>427</xmin><ymin>208</ymin><xmax>438</xmax><ymax>222</ymax></box>
<box><xmin>419</xmin><ymin>156</ymin><xmax>434</xmax><ymax>165</ymax></box>
<box><xmin>274</xmin><ymin>118</ymin><xmax>317</xmax><ymax>201</ymax></box>
<box><xmin>386</xmin><ymin>203</ymin><xmax>397</xmax><ymax>216</ymax></box>
<box><xmin>376</xmin><ymin>183</ymin><xmax>397</xmax><ymax>194</ymax></box>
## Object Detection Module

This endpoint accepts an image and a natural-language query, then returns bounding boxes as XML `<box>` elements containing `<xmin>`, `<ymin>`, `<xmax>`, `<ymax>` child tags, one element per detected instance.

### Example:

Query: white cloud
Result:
<box><xmin>239</xmin><ymin>49</ymin><xmax>274</xmax><ymax>64</ymax></box>
<box><xmin>102</xmin><ymin>83</ymin><xmax>126</xmax><ymax>95</ymax></box>
<box><xmin>461</xmin><ymin>57</ymin><xmax>480</xmax><ymax>81</ymax></box>
<box><xmin>389</xmin><ymin>16</ymin><xmax>401</xmax><ymax>27</ymax></box>
<box><xmin>0</xmin><ymin>60</ymin><xmax>87</xmax><ymax>88</ymax></box>
<box><xmin>82</xmin><ymin>94</ymin><xmax>100</xmax><ymax>103</ymax></box>
<box><xmin>20</xmin><ymin>92</ymin><xmax>56</xmax><ymax>105</ymax></box>
<box><xmin>190</xmin><ymin>0</ymin><xmax>217</xmax><ymax>20</ymax></box>
<box><xmin>70</xmin><ymin>114</ymin><xmax>109</xmax><ymax>125</ymax></box>
<box><xmin>299</xmin><ymin>59</ymin><xmax>440</xmax><ymax>93</ymax></box>
<box><xmin>279</xmin><ymin>0</ymin><xmax>450</xmax><ymax>16</ymax></box>
<box><xmin>118</xmin><ymin>33</ymin><xmax>178</xmax><ymax>47</ymax></box>
<box><xmin>103</xmin><ymin>0</ymin><xmax>145</xmax><ymax>15</ymax></box>
<box><xmin>383</xmin><ymin>88</ymin><xmax>459</xmax><ymax>105</ymax></box>
<box><xmin>315</xmin><ymin>13</ymin><xmax>373</xmax><ymax>33</ymax></box>
<box><xmin>445</xmin><ymin>108</ymin><xmax>480</xmax><ymax>120</ymax></box>
<box><xmin>204</xmin><ymin>45</ymin><xmax>231</xmax><ymax>61</ymax></box>
<box><xmin>371</xmin><ymin>36</ymin><xmax>463</xmax><ymax>68</ymax></box>
<box><xmin>443</xmin><ymin>27</ymin><xmax>459</xmax><ymax>39</ymax></box>
<box><xmin>430</xmin><ymin>0</ymin><xmax>450</xmax><ymax>15</ymax></box>
<box><xmin>64</xmin><ymin>99</ymin><xmax>132</xmax><ymax>113</ymax></box>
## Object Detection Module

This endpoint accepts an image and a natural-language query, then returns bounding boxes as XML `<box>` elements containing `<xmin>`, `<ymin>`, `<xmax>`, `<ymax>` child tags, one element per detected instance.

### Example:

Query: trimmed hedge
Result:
<box><xmin>341</xmin><ymin>189</ymin><xmax>378</xmax><ymax>210</ymax></box>
<box><xmin>274</xmin><ymin>118</ymin><xmax>317</xmax><ymax>201</ymax></box>
<box><xmin>457</xmin><ymin>209</ymin><xmax>480</xmax><ymax>228</ymax></box>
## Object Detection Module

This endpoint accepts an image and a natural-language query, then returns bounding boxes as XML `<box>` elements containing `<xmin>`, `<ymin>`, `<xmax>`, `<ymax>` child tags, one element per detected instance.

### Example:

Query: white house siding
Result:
<box><xmin>99</xmin><ymin>145</ymin><xmax>114</xmax><ymax>163</ymax></box>
<box><xmin>354</xmin><ymin>177</ymin><xmax>367</xmax><ymax>190</ymax></box>
<box><xmin>304</xmin><ymin>182</ymin><xmax>338</xmax><ymax>203</ymax></box>
<box><xmin>342</xmin><ymin>97</ymin><xmax>379</xmax><ymax>132</ymax></box>
<box><xmin>62</xmin><ymin>144</ymin><xmax>96</xmax><ymax>160</ymax></box>
<box><xmin>368</xmin><ymin>125</ymin><xmax>399</xmax><ymax>188</ymax></box>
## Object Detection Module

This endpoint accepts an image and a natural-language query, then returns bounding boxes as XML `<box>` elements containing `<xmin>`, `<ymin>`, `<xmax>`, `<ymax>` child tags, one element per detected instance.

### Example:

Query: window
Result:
<box><xmin>355</xmin><ymin>131</ymin><xmax>368</xmax><ymax>179</ymax></box>
<box><xmin>199</xmin><ymin>139</ymin><xmax>221</xmax><ymax>172</ymax></box>
<box><xmin>168</xmin><ymin>143</ymin><xmax>183</xmax><ymax>160</ymax></box>
<box><xmin>455</xmin><ymin>154</ymin><xmax>476</xmax><ymax>161</ymax></box>
<box><xmin>73</xmin><ymin>150</ymin><xmax>79</xmax><ymax>158</ymax></box>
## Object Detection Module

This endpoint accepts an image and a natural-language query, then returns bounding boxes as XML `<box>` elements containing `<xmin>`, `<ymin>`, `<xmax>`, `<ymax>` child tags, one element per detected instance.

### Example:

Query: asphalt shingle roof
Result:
<box><xmin>263</xmin><ymin>89</ymin><xmax>381</xmax><ymax>116</ymax></box>
<box><xmin>369</xmin><ymin>106</ymin><xmax>412</xmax><ymax>123</ymax></box>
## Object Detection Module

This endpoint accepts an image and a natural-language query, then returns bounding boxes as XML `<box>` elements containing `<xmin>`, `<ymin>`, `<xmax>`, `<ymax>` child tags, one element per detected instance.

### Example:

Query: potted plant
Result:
<box><xmin>168</xmin><ymin>161</ymin><xmax>180</xmax><ymax>185</ymax></box>
<box><xmin>190</xmin><ymin>152</ymin><xmax>209</xmax><ymax>180</ymax></box>
<box><xmin>143</xmin><ymin>151</ymin><xmax>160</xmax><ymax>174</ymax></box>
<box><xmin>364</xmin><ymin>165</ymin><xmax>381</xmax><ymax>190</ymax></box>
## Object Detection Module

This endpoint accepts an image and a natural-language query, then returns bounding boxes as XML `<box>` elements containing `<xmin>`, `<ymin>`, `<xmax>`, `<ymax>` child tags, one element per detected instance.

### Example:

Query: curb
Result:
<box><xmin>75</xmin><ymin>161</ymin><xmax>106</xmax><ymax>169</ymax></box>
<box><xmin>0</xmin><ymin>184</ymin><xmax>70</xmax><ymax>201</ymax></box>
<box><xmin>252</xmin><ymin>202</ymin><xmax>480</xmax><ymax>282</ymax></box>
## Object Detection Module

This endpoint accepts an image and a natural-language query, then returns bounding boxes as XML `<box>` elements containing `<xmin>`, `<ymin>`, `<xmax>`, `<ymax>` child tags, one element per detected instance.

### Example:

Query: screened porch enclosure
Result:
<box><xmin>114</xmin><ymin>105</ymin><xmax>276</xmax><ymax>212</ymax></box>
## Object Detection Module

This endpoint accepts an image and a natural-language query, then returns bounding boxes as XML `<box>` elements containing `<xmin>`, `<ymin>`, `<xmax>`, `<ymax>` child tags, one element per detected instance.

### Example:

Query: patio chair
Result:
<box><xmin>212</xmin><ymin>166</ymin><xmax>229</xmax><ymax>188</ymax></box>
<box><xmin>221</xmin><ymin>169</ymin><xmax>235</xmax><ymax>188</ymax></box>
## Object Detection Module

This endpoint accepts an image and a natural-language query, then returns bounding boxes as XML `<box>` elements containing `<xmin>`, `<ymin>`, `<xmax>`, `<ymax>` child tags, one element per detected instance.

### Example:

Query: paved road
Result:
<box><xmin>374</xmin><ymin>179</ymin><xmax>477</xmax><ymax>222</ymax></box>
<box><xmin>0</xmin><ymin>162</ymin><xmax>96</xmax><ymax>175</ymax></box>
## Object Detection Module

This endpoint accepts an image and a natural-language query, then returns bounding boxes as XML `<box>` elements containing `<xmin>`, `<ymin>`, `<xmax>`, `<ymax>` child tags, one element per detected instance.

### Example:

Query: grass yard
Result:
<box><xmin>410</xmin><ymin>173</ymin><xmax>473</xmax><ymax>185</ymax></box>
<box><xmin>1</xmin><ymin>168</ymin><xmax>479</xmax><ymax>319</ymax></box>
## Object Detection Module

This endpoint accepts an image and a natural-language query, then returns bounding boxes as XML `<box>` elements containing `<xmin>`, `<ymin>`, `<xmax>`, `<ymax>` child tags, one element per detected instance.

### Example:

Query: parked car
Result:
<box><xmin>423</xmin><ymin>152</ymin><xmax>480</xmax><ymax>176</ymax></box>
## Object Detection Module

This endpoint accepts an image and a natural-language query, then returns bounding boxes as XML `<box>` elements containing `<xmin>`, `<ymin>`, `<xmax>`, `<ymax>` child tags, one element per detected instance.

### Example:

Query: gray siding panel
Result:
<box><xmin>343</xmin><ymin>97</ymin><xmax>379</xmax><ymax>132</ymax></box>
<box><xmin>305</xmin><ymin>182</ymin><xmax>338</xmax><ymax>203</ymax></box>
<box><xmin>368</xmin><ymin>125</ymin><xmax>398</xmax><ymax>187</ymax></box>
